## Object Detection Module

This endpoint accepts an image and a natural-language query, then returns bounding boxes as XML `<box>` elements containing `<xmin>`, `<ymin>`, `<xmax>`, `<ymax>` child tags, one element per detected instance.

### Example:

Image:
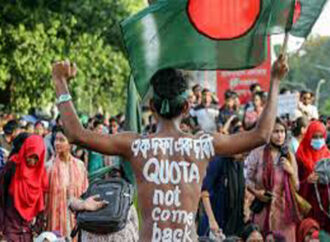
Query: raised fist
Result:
<box><xmin>271</xmin><ymin>54</ymin><xmax>289</xmax><ymax>81</ymax></box>
<box><xmin>52</xmin><ymin>60</ymin><xmax>77</xmax><ymax>83</ymax></box>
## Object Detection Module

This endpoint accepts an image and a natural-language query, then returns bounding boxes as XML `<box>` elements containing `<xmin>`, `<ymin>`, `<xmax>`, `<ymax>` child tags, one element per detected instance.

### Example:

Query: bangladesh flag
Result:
<box><xmin>121</xmin><ymin>0</ymin><xmax>296</xmax><ymax>98</ymax></box>
<box><xmin>290</xmin><ymin>0</ymin><xmax>328</xmax><ymax>38</ymax></box>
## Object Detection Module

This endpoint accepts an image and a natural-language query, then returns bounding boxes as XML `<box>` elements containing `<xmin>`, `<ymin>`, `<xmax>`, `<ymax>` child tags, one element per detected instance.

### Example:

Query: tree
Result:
<box><xmin>288</xmin><ymin>36</ymin><xmax>330</xmax><ymax>115</ymax></box>
<box><xmin>0</xmin><ymin>0</ymin><xmax>145</xmax><ymax>114</ymax></box>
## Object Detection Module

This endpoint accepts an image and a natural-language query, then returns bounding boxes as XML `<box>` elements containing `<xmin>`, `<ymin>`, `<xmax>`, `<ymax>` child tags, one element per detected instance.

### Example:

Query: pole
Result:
<box><xmin>280</xmin><ymin>33</ymin><xmax>289</xmax><ymax>55</ymax></box>
<box><xmin>315</xmin><ymin>79</ymin><xmax>326</xmax><ymax>108</ymax></box>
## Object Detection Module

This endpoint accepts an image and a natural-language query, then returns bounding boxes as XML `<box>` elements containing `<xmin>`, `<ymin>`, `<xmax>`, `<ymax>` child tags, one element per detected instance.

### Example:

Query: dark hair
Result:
<box><xmin>3</xmin><ymin>120</ymin><xmax>19</xmax><ymax>135</ymax></box>
<box><xmin>93</xmin><ymin>120</ymin><xmax>103</xmax><ymax>129</ymax></box>
<box><xmin>151</xmin><ymin>68</ymin><xmax>188</xmax><ymax>119</ymax></box>
<box><xmin>8</xmin><ymin>132</ymin><xmax>31</xmax><ymax>159</ymax></box>
<box><xmin>253</xmin><ymin>91</ymin><xmax>265</xmax><ymax>99</ymax></box>
<box><xmin>240</xmin><ymin>223</ymin><xmax>261</xmax><ymax>241</ymax></box>
<box><xmin>55</xmin><ymin>114</ymin><xmax>61</xmax><ymax>125</ymax></box>
<box><xmin>51</xmin><ymin>126</ymin><xmax>66</xmax><ymax>147</ymax></box>
<box><xmin>192</xmin><ymin>84</ymin><xmax>201</xmax><ymax>92</ymax></box>
<box><xmin>25</xmin><ymin>122</ymin><xmax>34</xmax><ymax>130</ymax></box>
<box><xmin>109</xmin><ymin>117</ymin><xmax>117</xmax><ymax>123</ymax></box>
<box><xmin>265</xmin><ymin>231</ymin><xmax>286</xmax><ymax>242</ymax></box>
<box><xmin>300</xmin><ymin>90</ymin><xmax>310</xmax><ymax>98</ymax></box>
<box><xmin>280</xmin><ymin>87</ymin><xmax>290</xmax><ymax>95</ymax></box>
<box><xmin>202</xmin><ymin>88</ymin><xmax>210</xmax><ymax>95</ymax></box>
<box><xmin>94</xmin><ymin>113</ymin><xmax>105</xmax><ymax>123</ymax></box>
<box><xmin>34</xmin><ymin>120</ymin><xmax>45</xmax><ymax>128</ymax></box>
<box><xmin>292</xmin><ymin>117</ymin><xmax>308</xmax><ymax>137</ymax></box>
<box><xmin>275</xmin><ymin>117</ymin><xmax>288</xmax><ymax>135</ymax></box>
<box><xmin>224</xmin><ymin>90</ymin><xmax>234</xmax><ymax>100</ymax></box>
<box><xmin>250</xmin><ymin>83</ymin><xmax>261</xmax><ymax>92</ymax></box>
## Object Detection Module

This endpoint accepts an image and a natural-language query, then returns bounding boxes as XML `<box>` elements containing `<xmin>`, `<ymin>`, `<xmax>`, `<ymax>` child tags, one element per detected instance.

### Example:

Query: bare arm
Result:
<box><xmin>69</xmin><ymin>195</ymin><xmax>108</xmax><ymax>212</ymax></box>
<box><xmin>52</xmin><ymin>61</ymin><xmax>137</xmax><ymax>159</ymax></box>
<box><xmin>201</xmin><ymin>191</ymin><xmax>220</xmax><ymax>233</ymax></box>
<box><xmin>212</xmin><ymin>55</ymin><xmax>288</xmax><ymax>156</ymax></box>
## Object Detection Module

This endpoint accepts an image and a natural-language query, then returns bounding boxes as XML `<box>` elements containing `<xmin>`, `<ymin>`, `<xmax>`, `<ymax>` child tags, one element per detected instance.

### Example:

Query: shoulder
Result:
<box><xmin>72</xmin><ymin>157</ymin><xmax>87</xmax><ymax>171</ymax></box>
<box><xmin>245</xmin><ymin>145</ymin><xmax>265</xmax><ymax>161</ymax></box>
<box><xmin>0</xmin><ymin>161</ymin><xmax>16</xmax><ymax>179</ymax></box>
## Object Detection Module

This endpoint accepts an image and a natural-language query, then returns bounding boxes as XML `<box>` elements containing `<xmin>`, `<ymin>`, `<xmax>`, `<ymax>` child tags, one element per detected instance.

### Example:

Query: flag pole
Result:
<box><xmin>280</xmin><ymin>32</ymin><xmax>289</xmax><ymax>55</ymax></box>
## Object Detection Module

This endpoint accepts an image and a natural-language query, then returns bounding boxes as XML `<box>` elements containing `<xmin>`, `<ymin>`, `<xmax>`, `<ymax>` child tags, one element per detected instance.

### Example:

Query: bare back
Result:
<box><xmin>126</xmin><ymin>131</ymin><xmax>214</xmax><ymax>242</ymax></box>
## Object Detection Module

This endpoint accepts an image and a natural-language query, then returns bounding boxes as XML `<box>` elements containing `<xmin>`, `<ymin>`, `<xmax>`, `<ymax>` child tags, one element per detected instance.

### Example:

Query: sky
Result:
<box><xmin>311</xmin><ymin>1</ymin><xmax>330</xmax><ymax>36</ymax></box>
<box><xmin>271</xmin><ymin>1</ymin><xmax>330</xmax><ymax>54</ymax></box>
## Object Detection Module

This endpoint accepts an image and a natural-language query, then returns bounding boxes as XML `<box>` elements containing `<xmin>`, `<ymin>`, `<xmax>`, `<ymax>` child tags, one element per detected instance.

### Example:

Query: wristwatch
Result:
<box><xmin>56</xmin><ymin>94</ymin><xmax>72</xmax><ymax>105</ymax></box>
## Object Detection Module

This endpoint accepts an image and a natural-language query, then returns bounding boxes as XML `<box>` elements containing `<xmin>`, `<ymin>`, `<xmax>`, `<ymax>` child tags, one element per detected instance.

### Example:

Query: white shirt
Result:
<box><xmin>190</xmin><ymin>107</ymin><xmax>219</xmax><ymax>132</ymax></box>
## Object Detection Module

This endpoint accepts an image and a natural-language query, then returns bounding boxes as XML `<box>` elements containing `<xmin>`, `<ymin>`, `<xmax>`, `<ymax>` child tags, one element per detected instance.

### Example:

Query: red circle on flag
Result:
<box><xmin>293</xmin><ymin>0</ymin><xmax>301</xmax><ymax>24</ymax></box>
<box><xmin>187</xmin><ymin>0</ymin><xmax>261</xmax><ymax>40</ymax></box>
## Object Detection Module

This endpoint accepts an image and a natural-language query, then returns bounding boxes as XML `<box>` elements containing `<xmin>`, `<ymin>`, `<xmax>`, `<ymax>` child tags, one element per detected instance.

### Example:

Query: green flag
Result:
<box><xmin>290</xmin><ymin>0</ymin><xmax>328</xmax><ymax>38</ymax></box>
<box><xmin>121</xmin><ymin>0</ymin><xmax>295</xmax><ymax>99</ymax></box>
<box><xmin>121</xmin><ymin>76</ymin><xmax>142</xmax><ymax>185</ymax></box>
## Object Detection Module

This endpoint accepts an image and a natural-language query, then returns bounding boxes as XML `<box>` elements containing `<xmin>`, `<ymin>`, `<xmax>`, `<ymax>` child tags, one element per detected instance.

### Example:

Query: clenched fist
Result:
<box><xmin>52</xmin><ymin>60</ymin><xmax>77</xmax><ymax>84</ymax></box>
<box><xmin>271</xmin><ymin>54</ymin><xmax>289</xmax><ymax>81</ymax></box>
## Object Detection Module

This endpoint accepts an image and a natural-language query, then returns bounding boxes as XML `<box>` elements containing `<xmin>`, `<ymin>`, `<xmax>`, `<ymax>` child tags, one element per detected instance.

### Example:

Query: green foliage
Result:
<box><xmin>0</xmin><ymin>0</ymin><xmax>145</xmax><ymax>114</ymax></box>
<box><xmin>288</xmin><ymin>36</ymin><xmax>330</xmax><ymax>115</ymax></box>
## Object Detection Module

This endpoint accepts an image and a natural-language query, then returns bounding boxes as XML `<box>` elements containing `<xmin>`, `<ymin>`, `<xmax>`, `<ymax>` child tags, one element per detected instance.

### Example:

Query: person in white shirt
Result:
<box><xmin>190</xmin><ymin>89</ymin><xmax>219</xmax><ymax>132</ymax></box>
<box><xmin>296</xmin><ymin>91</ymin><xmax>319</xmax><ymax>120</ymax></box>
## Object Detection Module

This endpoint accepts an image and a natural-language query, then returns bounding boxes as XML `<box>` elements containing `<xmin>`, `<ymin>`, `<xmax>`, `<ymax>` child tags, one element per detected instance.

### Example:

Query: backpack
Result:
<box><xmin>73</xmin><ymin>168</ymin><xmax>134</xmax><ymax>235</ymax></box>
<box><xmin>314</xmin><ymin>158</ymin><xmax>330</xmax><ymax>185</ymax></box>
<box><xmin>314</xmin><ymin>158</ymin><xmax>330</xmax><ymax>219</ymax></box>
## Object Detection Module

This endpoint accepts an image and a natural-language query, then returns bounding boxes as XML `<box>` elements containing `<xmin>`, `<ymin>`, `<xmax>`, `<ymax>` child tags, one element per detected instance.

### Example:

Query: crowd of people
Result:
<box><xmin>0</xmin><ymin>57</ymin><xmax>329</xmax><ymax>242</ymax></box>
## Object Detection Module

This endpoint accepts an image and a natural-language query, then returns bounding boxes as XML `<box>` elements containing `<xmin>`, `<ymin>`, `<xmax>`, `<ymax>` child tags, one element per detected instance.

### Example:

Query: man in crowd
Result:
<box><xmin>190</xmin><ymin>88</ymin><xmax>219</xmax><ymax>133</ymax></box>
<box><xmin>52</xmin><ymin>55</ymin><xmax>287</xmax><ymax>241</ymax></box>
<box><xmin>0</xmin><ymin>120</ymin><xmax>20</xmax><ymax>152</ymax></box>
<box><xmin>297</xmin><ymin>90</ymin><xmax>319</xmax><ymax>120</ymax></box>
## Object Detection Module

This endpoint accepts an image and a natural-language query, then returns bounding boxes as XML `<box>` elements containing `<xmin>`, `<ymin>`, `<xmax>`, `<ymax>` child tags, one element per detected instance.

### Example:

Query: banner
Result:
<box><xmin>216</xmin><ymin>38</ymin><xmax>271</xmax><ymax>105</ymax></box>
<box><xmin>277</xmin><ymin>93</ymin><xmax>298</xmax><ymax>118</ymax></box>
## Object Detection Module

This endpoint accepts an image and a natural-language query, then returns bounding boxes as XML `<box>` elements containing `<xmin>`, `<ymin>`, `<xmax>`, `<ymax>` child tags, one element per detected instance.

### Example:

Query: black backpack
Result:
<box><xmin>72</xmin><ymin>168</ymin><xmax>134</xmax><ymax>236</ymax></box>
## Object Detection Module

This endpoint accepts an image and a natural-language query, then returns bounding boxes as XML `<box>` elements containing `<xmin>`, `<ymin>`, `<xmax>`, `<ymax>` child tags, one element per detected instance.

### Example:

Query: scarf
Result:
<box><xmin>296</xmin><ymin>121</ymin><xmax>330</xmax><ymax>174</ymax></box>
<box><xmin>262</xmin><ymin>145</ymin><xmax>299</xmax><ymax>229</ymax></box>
<box><xmin>297</xmin><ymin>218</ymin><xmax>320</xmax><ymax>242</ymax></box>
<box><xmin>47</xmin><ymin>155</ymin><xmax>88</xmax><ymax>237</ymax></box>
<box><xmin>9</xmin><ymin>135</ymin><xmax>48</xmax><ymax>222</ymax></box>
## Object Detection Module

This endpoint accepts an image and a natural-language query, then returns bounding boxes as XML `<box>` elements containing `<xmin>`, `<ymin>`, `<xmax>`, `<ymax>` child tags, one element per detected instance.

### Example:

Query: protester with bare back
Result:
<box><xmin>52</xmin><ymin>55</ymin><xmax>288</xmax><ymax>242</ymax></box>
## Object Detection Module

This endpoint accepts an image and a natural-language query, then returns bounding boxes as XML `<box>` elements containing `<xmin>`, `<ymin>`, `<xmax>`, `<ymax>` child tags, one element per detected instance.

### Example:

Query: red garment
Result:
<box><xmin>8</xmin><ymin>135</ymin><xmax>48</xmax><ymax>222</ymax></box>
<box><xmin>296</xmin><ymin>121</ymin><xmax>330</xmax><ymax>233</ymax></box>
<box><xmin>296</xmin><ymin>121</ymin><xmax>330</xmax><ymax>176</ymax></box>
<box><xmin>297</xmin><ymin>218</ymin><xmax>320</xmax><ymax>242</ymax></box>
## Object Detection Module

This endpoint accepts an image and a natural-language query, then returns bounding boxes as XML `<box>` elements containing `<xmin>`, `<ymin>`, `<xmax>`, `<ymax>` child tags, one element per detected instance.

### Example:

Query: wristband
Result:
<box><xmin>56</xmin><ymin>94</ymin><xmax>72</xmax><ymax>105</ymax></box>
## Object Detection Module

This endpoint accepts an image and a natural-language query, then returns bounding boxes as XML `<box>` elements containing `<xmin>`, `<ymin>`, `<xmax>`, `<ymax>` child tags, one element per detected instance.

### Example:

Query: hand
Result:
<box><xmin>281</xmin><ymin>157</ymin><xmax>294</xmax><ymax>176</ymax></box>
<box><xmin>271</xmin><ymin>54</ymin><xmax>289</xmax><ymax>81</ymax></box>
<box><xmin>83</xmin><ymin>195</ymin><xmax>109</xmax><ymax>211</ymax></box>
<box><xmin>52</xmin><ymin>60</ymin><xmax>77</xmax><ymax>83</ymax></box>
<box><xmin>255</xmin><ymin>190</ymin><xmax>272</xmax><ymax>203</ymax></box>
<box><xmin>307</xmin><ymin>172</ymin><xmax>319</xmax><ymax>184</ymax></box>
<box><xmin>209</xmin><ymin>219</ymin><xmax>220</xmax><ymax>234</ymax></box>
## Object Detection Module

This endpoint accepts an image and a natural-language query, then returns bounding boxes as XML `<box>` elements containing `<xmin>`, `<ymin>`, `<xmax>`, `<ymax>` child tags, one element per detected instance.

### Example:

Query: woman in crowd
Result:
<box><xmin>69</xmin><ymin>167</ymin><xmax>139</xmax><ymax>242</ymax></box>
<box><xmin>243</xmin><ymin>91</ymin><xmax>266</xmax><ymax>130</ymax></box>
<box><xmin>87</xmin><ymin>120</ymin><xmax>105</xmax><ymax>174</ymax></box>
<box><xmin>290</xmin><ymin>117</ymin><xmax>308</xmax><ymax>153</ymax></box>
<box><xmin>198</xmin><ymin>127</ymin><xmax>245</xmax><ymax>237</ymax></box>
<box><xmin>296</xmin><ymin>121</ymin><xmax>330</xmax><ymax>233</ymax></box>
<box><xmin>297</xmin><ymin>218</ymin><xmax>320</xmax><ymax>242</ymax></box>
<box><xmin>245</xmin><ymin>118</ymin><xmax>299</xmax><ymax>241</ymax></box>
<box><xmin>0</xmin><ymin>133</ymin><xmax>48</xmax><ymax>241</ymax></box>
<box><xmin>47</xmin><ymin>126</ymin><xmax>88</xmax><ymax>240</ymax></box>
<box><xmin>240</xmin><ymin>223</ymin><xmax>264</xmax><ymax>242</ymax></box>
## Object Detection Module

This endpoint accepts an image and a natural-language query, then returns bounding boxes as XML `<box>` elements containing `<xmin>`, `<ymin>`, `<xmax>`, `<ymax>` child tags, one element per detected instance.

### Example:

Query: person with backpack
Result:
<box><xmin>46</xmin><ymin>126</ymin><xmax>89</xmax><ymax>241</ymax></box>
<box><xmin>51</xmin><ymin>54</ymin><xmax>287</xmax><ymax>241</ymax></box>
<box><xmin>297</xmin><ymin>121</ymin><xmax>330</xmax><ymax>233</ymax></box>
<box><xmin>69</xmin><ymin>167</ymin><xmax>139</xmax><ymax>242</ymax></box>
